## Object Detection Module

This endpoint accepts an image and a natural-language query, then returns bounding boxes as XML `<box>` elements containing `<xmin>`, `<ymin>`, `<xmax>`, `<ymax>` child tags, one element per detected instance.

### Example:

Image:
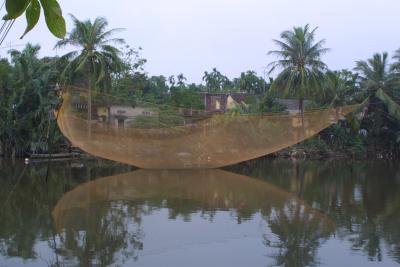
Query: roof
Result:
<box><xmin>275</xmin><ymin>99</ymin><xmax>311</xmax><ymax>111</ymax></box>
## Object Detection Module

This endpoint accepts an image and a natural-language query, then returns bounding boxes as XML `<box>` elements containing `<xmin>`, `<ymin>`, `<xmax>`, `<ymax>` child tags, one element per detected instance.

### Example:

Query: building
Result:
<box><xmin>70</xmin><ymin>91</ymin><xmax>156</xmax><ymax>127</ymax></box>
<box><xmin>199</xmin><ymin>92</ymin><xmax>309</xmax><ymax>114</ymax></box>
<box><xmin>199</xmin><ymin>92</ymin><xmax>251</xmax><ymax>114</ymax></box>
<box><xmin>97</xmin><ymin>105</ymin><xmax>156</xmax><ymax>127</ymax></box>
<box><xmin>275</xmin><ymin>99</ymin><xmax>311</xmax><ymax>113</ymax></box>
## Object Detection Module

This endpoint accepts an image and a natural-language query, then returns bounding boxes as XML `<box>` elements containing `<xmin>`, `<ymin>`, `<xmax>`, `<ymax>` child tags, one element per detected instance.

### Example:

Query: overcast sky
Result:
<box><xmin>1</xmin><ymin>0</ymin><xmax>399</xmax><ymax>83</ymax></box>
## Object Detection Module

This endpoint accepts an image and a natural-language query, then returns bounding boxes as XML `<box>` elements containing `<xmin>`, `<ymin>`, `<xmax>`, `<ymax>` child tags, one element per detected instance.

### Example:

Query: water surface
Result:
<box><xmin>0</xmin><ymin>159</ymin><xmax>399</xmax><ymax>266</ymax></box>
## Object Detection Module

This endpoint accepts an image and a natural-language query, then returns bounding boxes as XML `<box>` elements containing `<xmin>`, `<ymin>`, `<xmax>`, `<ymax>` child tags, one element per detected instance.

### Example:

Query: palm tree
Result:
<box><xmin>324</xmin><ymin>70</ymin><xmax>362</xmax><ymax>106</ymax></box>
<box><xmin>355</xmin><ymin>52</ymin><xmax>400</xmax><ymax>120</ymax></box>
<box><xmin>235</xmin><ymin>71</ymin><xmax>266</xmax><ymax>94</ymax></box>
<box><xmin>354</xmin><ymin>52</ymin><xmax>400</xmax><ymax>153</ymax></box>
<box><xmin>391</xmin><ymin>48</ymin><xmax>400</xmax><ymax>74</ymax></box>
<box><xmin>0</xmin><ymin>44</ymin><xmax>60</xmax><ymax>157</ymax></box>
<box><xmin>355</xmin><ymin>53</ymin><xmax>393</xmax><ymax>93</ymax></box>
<box><xmin>202</xmin><ymin>68</ymin><xmax>231</xmax><ymax>92</ymax></box>
<box><xmin>268</xmin><ymin>24</ymin><xmax>329</xmax><ymax>113</ymax></box>
<box><xmin>176</xmin><ymin>73</ymin><xmax>187</xmax><ymax>89</ymax></box>
<box><xmin>55</xmin><ymin>15</ymin><xmax>125</xmax><ymax>122</ymax></box>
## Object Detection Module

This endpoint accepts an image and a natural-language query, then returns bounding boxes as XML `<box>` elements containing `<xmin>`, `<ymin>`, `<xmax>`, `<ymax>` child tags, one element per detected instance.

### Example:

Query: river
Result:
<box><xmin>0</xmin><ymin>159</ymin><xmax>399</xmax><ymax>267</ymax></box>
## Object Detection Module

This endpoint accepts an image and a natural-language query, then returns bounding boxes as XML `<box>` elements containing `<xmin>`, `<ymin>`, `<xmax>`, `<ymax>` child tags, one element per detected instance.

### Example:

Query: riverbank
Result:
<box><xmin>271</xmin><ymin>144</ymin><xmax>398</xmax><ymax>160</ymax></box>
<box><xmin>3</xmin><ymin>148</ymin><xmax>395</xmax><ymax>166</ymax></box>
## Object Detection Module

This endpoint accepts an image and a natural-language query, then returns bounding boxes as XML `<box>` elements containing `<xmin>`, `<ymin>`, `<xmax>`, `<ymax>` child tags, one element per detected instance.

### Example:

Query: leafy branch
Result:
<box><xmin>3</xmin><ymin>0</ymin><xmax>65</xmax><ymax>39</ymax></box>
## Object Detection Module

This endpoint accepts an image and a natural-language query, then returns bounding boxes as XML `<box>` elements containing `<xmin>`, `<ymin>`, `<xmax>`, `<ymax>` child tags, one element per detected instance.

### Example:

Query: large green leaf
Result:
<box><xmin>376</xmin><ymin>88</ymin><xmax>400</xmax><ymax>121</ymax></box>
<box><xmin>3</xmin><ymin>0</ymin><xmax>65</xmax><ymax>39</ymax></box>
<box><xmin>3</xmin><ymin>0</ymin><xmax>30</xmax><ymax>19</ymax></box>
<box><xmin>20</xmin><ymin>0</ymin><xmax>41</xmax><ymax>39</ymax></box>
<box><xmin>39</xmin><ymin>0</ymin><xmax>66</xmax><ymax>39</ymax></box>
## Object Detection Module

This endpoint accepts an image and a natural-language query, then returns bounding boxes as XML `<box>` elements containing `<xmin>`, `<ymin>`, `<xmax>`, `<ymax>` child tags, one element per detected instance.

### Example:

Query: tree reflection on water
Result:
<box><xmin>264</xmin><ymin>200</ymin><xmax>333</xmax><ymax>267</ymax></box>
<box><xmin>0</xmin><ymin>160</ymin><xmax>400</xmax><ymax>266</ymax></box>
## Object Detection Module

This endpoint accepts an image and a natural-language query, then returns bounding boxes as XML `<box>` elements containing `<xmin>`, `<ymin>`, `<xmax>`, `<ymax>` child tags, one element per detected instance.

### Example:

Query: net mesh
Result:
<box><xmin>57</xmin><ymin>87</ymin><xmax>362</xmax><ymax>169</ymax></box>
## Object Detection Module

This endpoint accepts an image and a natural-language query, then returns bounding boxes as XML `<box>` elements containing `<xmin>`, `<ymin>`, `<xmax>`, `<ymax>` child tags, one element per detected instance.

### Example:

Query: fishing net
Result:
<box><xmin>57</xmin><ymin>87</ymin><xmax>362</xmax><ymax>169</ymax></box>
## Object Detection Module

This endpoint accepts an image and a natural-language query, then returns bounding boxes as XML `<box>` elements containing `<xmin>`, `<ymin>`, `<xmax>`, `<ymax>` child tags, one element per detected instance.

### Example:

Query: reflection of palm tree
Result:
<box><xmin>0</xmin><ymin>163</ymin><xmax>67</xmax><ymax>260</ymax></box>
<box><xmin>53</xmin><ymin>169</ymin><xmax>337</xmax><ymax>266</ymax></box>
<box><xmin>264</xmin><ymin>200</ymin><xmax>333</xmax><ymax>267</ymax></box>
<box><xmin>381</xmin><ymin>204</ymin><xmax>400</xmax><ymax>262</ymax></box>
<box><xmin>57</xmin><ymin>203</ymin><xmax>144</xmax><ymax>267</ymax></box>
<box><xmin>262</xmin><ymin>164</ymin><xmax>334</xmax><ymax>267</ymax></box>
<box><xmin>52</xmin><ymin>169</ymin><xmax>296</xmax><ymax>265</ymax></box>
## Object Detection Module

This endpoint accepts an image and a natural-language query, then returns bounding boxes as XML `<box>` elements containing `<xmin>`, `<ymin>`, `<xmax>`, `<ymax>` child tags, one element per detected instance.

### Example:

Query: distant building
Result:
<box><xmin>199</xmin><ymin>92</ymin><xmax>251</xmax><ymax>114</ymax></box>
<box><xmin>275</xmin><ymin>99</ymin><xmax>311</xmax><ymax>113</ymax></box>
<box><xmin>70</xmin><ymin>91</ymin><xmax>157</xmax><ymax>127</ymax></box>
<box><xmin>97</xmin><ymin>105</ymin><xmax>156</xmax><ymax>127</ymax></box>
<box><xmin>199</xmin><ymin>92</ymin><xmax>309</xmax><ymax>114</ymax></box>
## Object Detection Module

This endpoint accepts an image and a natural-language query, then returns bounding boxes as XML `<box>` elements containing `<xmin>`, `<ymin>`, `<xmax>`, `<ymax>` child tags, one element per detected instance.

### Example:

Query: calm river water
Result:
<box><xmin>0</xmin><ymin>159</ymin><xmax>399</xmax><ymax>267</ymax></box>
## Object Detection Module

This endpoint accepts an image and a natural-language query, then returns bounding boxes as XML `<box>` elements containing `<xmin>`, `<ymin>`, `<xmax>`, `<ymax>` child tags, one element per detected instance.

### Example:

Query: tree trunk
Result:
<box><xmin>88</xmin><ymin>65</ymin><xmax>93</xmax><ymax>138</ymax></box>
<box><xmin>88</xmin><ymin>84</ymin><xmax>92</xmax><ymax>122</ymax></box>
<box><xmin>299</xmin><ymin>98</ymin><xmax>305</xmax><ymax>130</ymax></box>
<box><xmin>299</xmin><ymin>98</ymin><xmax>304</xmax><ymax>114</ymax></box>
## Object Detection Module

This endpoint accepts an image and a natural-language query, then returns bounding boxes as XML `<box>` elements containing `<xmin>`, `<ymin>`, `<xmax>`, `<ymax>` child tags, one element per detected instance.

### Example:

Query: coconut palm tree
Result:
<box><xmin>268</xmin><ymin>24</ymin><xmax>329</xmax><ymax>113</ymax></box>
<box><xmin>391</xmin><ymin>48</ymin><xmax>400</xmax><ymax>74</ymax></box>
<box><xmin>355</xmin><ymin>52</ymin><xmax>400</xmax><ymax>120</ymax></box>
<box><xmin>55</xmin><ymin>15</ymin><xmax>125</xmax><ymax>122</ymax></box>
<box><xmin>354</xmin><ymin>52</ymin><xmax>400</xmax><ymax>153</ymax></box>
<box><xmin>355</xmin><ymin>53</ymin><xmax>393</xmax><ymax>93</ymax></box>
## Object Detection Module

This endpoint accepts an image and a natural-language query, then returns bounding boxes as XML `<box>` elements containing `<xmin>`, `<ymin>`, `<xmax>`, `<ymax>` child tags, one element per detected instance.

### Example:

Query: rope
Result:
<box><xmin>0</xmin><ymin>19</ymin><xmax>15</xmax><ymax>46</ymax></box>
<box><xmin>0</xmin><ymin>21</ymin><xmax>7</xmax><ymax>37</ymax></box>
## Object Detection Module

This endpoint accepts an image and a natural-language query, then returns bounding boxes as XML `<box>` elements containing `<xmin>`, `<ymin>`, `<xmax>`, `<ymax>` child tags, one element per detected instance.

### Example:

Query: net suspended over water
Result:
<box><xmin>57</xmin><ymin>87</ymin><xmax>362</xmax><ymax>169</ymax></box>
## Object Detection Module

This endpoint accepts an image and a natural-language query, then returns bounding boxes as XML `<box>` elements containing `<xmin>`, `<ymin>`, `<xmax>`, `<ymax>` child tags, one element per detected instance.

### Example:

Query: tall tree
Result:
<box><xmin>391</xmin><ymin>48</ymin><xmax>400</xmax><ymax>75</ymax></box>
<box><xmin>176</xmin><ymin>73</ymin><xmax>187</xmax><ymax>89</ymax></box>
<box><xmin>391</xmin><ymin>49</ymin><xmax>400</xmax><ymax>92</ymax></box>
<box><xmin>355</xmin><ymin>52</ymin><xmax>400</xmax><ymax>119</ymax></box>
<box><xmin>55</xmin><ymin>15</ymin><xmax>125</xmax><ymax>122</ymax></box>
<box><xmin>0</xmin><ymin>44</ymin><xmax>60</xmax><ymax>157</ymax></box>
<box><xmin>268</xmin><ymin>24</ymin><xmax>329</xmax><ymax>113</ymax></box>
<box><xmin>202</xmin><ymin>68</ymin><xmax>232</xmax><ymax>92</ymax></box>
<box><xmin>355</xmin><ymin>53</ymin><xmax>392</xmax><ymax>93</ymax></box>
<box><xmin>323</xmin><ymin>70</ymin><xmax>361</xmax><ymax>106</ymax></box>
<box><xmin>234</xmin><ymin>70</ymin><xmax>267</xmax><ymax>94</ymax></box>
<box><xmin>355</xmin><ymin>52</ymin><xmax>400</xmax><ymax>153</ymax></box>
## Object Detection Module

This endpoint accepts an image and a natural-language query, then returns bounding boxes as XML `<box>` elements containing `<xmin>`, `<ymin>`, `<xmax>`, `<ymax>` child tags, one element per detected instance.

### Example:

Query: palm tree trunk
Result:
<box><xmin>88</xmin><ymin>84</ymin><xmax>92</xmax><ymax>138</ymax></box>
<box><xmin>299</xmin><ymin>98</ymin><xmax>305</xmax><ymax>130</ymax></box>
<box><xmin>88</xmin><ymin>65</ymin><xmax>93</xmax><ymax>138</ymax></box>
<box><xmin>299</xmin><ymin>98</ymin><xmax>304</xmax><ymax>114</ymax></box>
<box><xmin>88</xmin><ymin>81</ymin><xmax>92</xmax><ymax>122</ymax></box>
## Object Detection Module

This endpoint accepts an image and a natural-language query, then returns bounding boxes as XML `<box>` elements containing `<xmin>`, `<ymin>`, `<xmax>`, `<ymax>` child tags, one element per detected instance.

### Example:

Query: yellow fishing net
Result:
<box><xmin>57</xmin><ymin>87</ymin><xmax>362</xmax><ymax>169</ymax></box>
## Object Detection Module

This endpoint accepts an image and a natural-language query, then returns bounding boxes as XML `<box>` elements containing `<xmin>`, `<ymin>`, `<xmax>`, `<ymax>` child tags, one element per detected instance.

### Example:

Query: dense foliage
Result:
<box><xmin>0</xmin><ymin>44</ymin><xmax>63</xmax><ymax>157</ymax></box>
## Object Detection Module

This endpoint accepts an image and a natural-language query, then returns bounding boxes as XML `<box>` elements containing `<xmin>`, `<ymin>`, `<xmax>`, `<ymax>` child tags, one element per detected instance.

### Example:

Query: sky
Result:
<box><xmin>1</xmin><ymin>0</ymin><xmax>399</xmax><ymax>83</ymax></box>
